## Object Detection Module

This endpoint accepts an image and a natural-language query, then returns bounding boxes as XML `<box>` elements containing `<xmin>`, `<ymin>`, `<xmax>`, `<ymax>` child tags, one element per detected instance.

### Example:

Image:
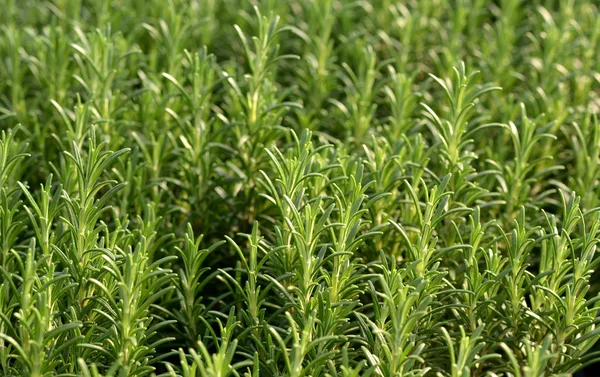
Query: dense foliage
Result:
<box><xmin>1</xmin><ymin>0</ymin><xmax>600</xmax><ymax>376</ymax></box>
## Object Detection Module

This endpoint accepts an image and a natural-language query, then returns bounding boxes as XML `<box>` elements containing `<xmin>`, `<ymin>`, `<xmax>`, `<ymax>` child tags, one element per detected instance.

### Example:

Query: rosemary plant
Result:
<box><xmin>1</xmin><ymin>1</ymin><xmax>600</xmax><ymax>376</ymax></box>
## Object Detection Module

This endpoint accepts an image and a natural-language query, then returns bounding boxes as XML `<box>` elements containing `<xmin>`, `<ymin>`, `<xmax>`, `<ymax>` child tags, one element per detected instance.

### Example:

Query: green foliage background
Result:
<box><xmin>1</xmin><ymin>0</ymin><xmax>600</xmax><ymax>376</ymax></box>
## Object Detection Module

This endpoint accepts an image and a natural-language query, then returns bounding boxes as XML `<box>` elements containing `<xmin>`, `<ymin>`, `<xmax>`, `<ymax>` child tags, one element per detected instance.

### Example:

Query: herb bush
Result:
<box><xmin>1</xmin><ymin>0</ymin><xmax>600</xmax><ymax>376</ymax></box>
